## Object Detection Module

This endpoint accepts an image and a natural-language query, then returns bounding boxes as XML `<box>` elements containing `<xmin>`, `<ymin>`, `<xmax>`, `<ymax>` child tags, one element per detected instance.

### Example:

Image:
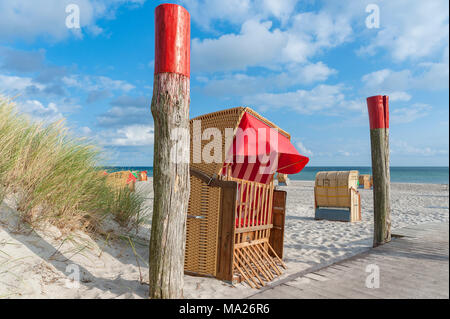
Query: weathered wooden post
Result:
<box><xmin>149</xmin><ymin>3</ymin><xmax>190</xmax><ymax>299</ymax></box>
<box><xmin>367</xmin><ymin>95</ymin><xmax>391</xmax><ymax>247</ymax></box>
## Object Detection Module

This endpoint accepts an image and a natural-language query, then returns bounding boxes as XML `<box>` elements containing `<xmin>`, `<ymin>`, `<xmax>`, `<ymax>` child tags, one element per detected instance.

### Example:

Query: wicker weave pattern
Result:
<box><xmin>184</xmin><ymin>174</ymin><xmax>221</xmax><ymax>276</ymax></box>
<box><xmin>190</xmin><ymin>107</ymin><xmax>242</xmax><ymax>176</ymax></box>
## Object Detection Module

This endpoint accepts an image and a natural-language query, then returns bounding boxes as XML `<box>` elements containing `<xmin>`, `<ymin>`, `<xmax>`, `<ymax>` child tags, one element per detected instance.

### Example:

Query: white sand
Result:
<box><xmin>0</xmin><ymin>179</ymin><xmax>448</xmax><ymax>299</ymax></box>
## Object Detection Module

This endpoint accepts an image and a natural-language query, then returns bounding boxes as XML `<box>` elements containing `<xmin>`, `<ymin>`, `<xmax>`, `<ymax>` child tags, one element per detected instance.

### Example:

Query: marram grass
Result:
<box><xmin>0</xmin><ymin>97</ymin><xmax>145</xmax><ymax>232</ymax></box>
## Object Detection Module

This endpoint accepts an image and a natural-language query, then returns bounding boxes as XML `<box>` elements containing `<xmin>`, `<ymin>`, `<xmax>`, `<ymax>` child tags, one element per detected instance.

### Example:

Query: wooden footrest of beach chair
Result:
<box><xmin>233</xmin><ymin>242</ymin><xmax>285</xmax><ymax>289</ymax></box>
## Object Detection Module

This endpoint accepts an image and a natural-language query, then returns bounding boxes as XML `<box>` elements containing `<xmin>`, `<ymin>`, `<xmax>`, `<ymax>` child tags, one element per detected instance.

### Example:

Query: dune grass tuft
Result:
<box><xmin>0</xmin><ymin>97</ymin><xmax>146</xmax><ymax>232</ymax></box>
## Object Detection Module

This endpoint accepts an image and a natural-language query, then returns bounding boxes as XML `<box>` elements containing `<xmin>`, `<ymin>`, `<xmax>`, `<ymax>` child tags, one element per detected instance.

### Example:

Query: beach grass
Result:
<box><xmin>0</xmin><ymin>97</ymin><xmax>145</xmax><ymax>232</ymax></box>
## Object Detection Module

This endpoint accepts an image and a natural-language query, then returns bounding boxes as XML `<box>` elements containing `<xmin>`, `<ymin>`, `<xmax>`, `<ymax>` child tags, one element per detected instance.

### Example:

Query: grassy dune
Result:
<box><xmin>0</xmin><ymin>97</ymin><xmax>145</xmax><ymax>232</ymax></box>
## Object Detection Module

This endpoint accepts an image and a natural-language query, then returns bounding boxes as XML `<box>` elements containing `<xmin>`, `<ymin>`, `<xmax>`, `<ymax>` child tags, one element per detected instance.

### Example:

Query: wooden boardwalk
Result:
<box><xmin>249</xmin><ymin>222</ymin><xmax>449</xmax><ymax>299</ymax></box>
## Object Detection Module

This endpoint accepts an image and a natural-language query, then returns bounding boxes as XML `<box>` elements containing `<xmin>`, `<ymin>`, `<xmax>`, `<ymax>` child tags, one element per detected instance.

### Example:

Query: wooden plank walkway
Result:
<box><xmin>249</xmin><ymin>222</ymin><xmax>449</xmax><ymax>299</ymax></box>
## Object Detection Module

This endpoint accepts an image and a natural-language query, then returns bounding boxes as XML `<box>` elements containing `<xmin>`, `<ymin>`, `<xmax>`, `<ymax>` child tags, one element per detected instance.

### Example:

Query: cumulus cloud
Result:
<box><xmin>17</xmin><ymin>99</ymin><xmax>64</xmax><ymax>122</ymax></box>
<box><xmin>201</xmin><ymin>62</ymin><xmax>337</xmax><ymax>97</ymax></box>
<box><xmin>0</xmin><ymin>72</ymin><xmax>68</xmax><ymax>98</ymax></box>
<box><xmin>391</xmin><ymin>103</ymin><xmax>432</xmax><ymax>124</ymax></box>
<box><xmin>361</xmin><ymin>49</ymin><xmax>449</xmax><ymax>94</ymax></box>
<box><xmin>192</xmin><ymin>20</ymin><xmax>287</xmax><ymax>72</ymax></box>
<box><xmin>0</xmin><ymin>74</ymin><xmax>42</xmax><ymax>93</ymax></box>
<box><xmin>388</xmin><ymin>92</ymin><xmax>412</xmax><ymax>102</ymax></box>
<box><xmin>0</xmin><ymin>0</ymin><xmax>146</xmax><ymax>42</ymax></box>
<box><xmin>97</xmin><ymin>96</ymin><xmax>150</xmax><ymax>128</ymax></box>
<box><xmin>392</xmin><ymin>140</ymin><xmax>448</xmax><ymax>157</ymax></box>
<box><xmin>62</xmin><ymin>75</ymin><xmax>135</xmax><ymax>92</ymax></box>
<box><xmin>181</xmin><ymin>0</ymin><xmax>300</xmax><ymax>31</ymax></box>
<box><xmin>99</xmin><ymin>124</ymin><xmax>154</xmax><ymax>146</ymax></box>
<box><xmin>357</xmin><ymin>0</ymin><xmax>449</xmax><ymax>62</ymax></box>
<box><xmin>242</xmin><ymin>84</ymin><xmax>347</xmax><ymax>114</ymax></box>
<box><xmin>192</xmin><ymin>12</ymin><xmax>352</xmax><ymax>73</ymax></box>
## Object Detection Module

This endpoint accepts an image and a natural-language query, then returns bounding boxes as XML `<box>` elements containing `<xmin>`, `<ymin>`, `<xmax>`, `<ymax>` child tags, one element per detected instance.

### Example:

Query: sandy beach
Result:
<box><xmin>0</xmin><ymin>179</ymin><xmax>448</xmax><ymax>299</ymax></box>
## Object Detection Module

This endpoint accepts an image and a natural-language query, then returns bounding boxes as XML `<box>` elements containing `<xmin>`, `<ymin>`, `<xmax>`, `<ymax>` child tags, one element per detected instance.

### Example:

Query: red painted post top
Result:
<box><xmin>154</xmin><ymin>4</ymin><xmax>190</xmax><ymax>77</ymax></box>
<box><xmin>367</xmin><ymin>95</ymin><xmax>389</xmax><ymax>129</ymax></box>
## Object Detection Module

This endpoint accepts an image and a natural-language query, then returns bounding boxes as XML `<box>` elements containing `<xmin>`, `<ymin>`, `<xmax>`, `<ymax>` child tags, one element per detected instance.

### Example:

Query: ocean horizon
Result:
<box><xmin>101</xmin><ymin>166</ymin><xmax>450</xmax><ymax>184</ymax></box>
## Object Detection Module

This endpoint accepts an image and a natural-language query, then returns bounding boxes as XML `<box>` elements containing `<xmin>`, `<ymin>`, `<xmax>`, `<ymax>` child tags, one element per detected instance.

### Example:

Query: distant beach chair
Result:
<box><xmin>277</xmin><ymin>173</ymin><xmax>289</xmax><ymax>186</ymax></box>
<box><xmin>359</xmin><ymin>174</ymin><xmax>371</xmax><ymax>189</ymax></box>
<box><xmin>185</xmin><ymin>107</ymin><xmax>309</xmax><ymax>288</ymax></box>
<box><xmin>314</xmin><ymin>171</ymin><xmax>361</xmax><ymax>222</ymax></box>
<box><xmin>139</xmin><ymin>171</ymin><xmax>148</xmax><ymax>181</ymax></box>
<box><xmin>105</xmin><ymin>170</ymin><xmax>136</xmax><ymax>192</ymax></box>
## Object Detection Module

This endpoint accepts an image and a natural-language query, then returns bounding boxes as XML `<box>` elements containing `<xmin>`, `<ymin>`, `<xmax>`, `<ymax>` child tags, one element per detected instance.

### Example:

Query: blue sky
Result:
<box><xmin>0</xmin><ymin>0</ymin><xmax>448</xmax><ymax>167</ymax></box>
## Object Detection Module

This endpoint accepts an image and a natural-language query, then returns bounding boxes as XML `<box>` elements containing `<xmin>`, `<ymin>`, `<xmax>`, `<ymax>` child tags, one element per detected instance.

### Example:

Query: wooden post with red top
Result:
<box><xmin>149</xmin><ymin>3</ymin><xmax>190</xmax><ymax>299</ymax></box>
<box><xmin>367</xmin><ymin>95</ymin><xmax>391</xmax><ymax>247</ymax></box>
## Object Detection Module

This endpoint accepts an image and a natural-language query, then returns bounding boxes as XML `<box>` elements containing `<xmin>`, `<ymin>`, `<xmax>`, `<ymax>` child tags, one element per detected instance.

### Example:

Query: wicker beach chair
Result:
<box><xmin>314</xmin><ymin>171</ymin><xmax>361</xmax><ymax>222</ymax></box>
<box><xmin>185</xmin><ymin>107</ymin><xmax>309</xmax><ymax>288</ymax></box>
<box><xmin>359</xmin><ymin>174</ymin><xmax>371</xmax><ymax>189</ymax></box>
<box><xmin>105</xmin><ymin>171</ymin><xmax>136</xmax><ymax>192</ymax></box>
<box><xmin>277</xmin><ymin>173</ymin><xmax>289</xmax><ymax>186</ymax></box>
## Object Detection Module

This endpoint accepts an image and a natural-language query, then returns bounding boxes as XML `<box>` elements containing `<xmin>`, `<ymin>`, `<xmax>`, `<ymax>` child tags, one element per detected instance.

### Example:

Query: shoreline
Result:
<box><xmin>100</xmin><ymin>166</ymin><xmax>450</xmax><ymax>185</ymax></box>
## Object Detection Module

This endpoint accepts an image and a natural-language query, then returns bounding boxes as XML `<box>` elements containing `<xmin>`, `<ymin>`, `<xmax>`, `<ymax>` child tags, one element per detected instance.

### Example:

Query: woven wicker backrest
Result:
<box><xmin>190</xmin><ymin>107</ymin><xmax>243</xmax><ymax>176</ymax></box>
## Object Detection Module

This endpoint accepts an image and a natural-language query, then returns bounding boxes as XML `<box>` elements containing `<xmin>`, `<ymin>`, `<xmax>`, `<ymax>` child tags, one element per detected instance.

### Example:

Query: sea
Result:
<box><xmin>102</xmin><ymin>166</ymin><xmax>449</xmax><ymax>184</ymax></box>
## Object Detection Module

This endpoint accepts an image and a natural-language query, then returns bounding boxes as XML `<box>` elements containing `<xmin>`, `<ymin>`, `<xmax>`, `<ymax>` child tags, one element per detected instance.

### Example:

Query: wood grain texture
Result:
<box><xmin>216</xmin><ymin>183</ymin><xmax>237</xmax><ymax>282</ymax></box>
<box><xmin>269</xmin><ymin>190</ymin><xmax>287</xmax><ymax>259</ymax></box>
<box><xmin>249</xmin><ymin>223</ymin><xmax>449</xmax><ymax>299</ymax></box>
<box><xmin>149</xmin><ymin>72</ymin><xmax>190</xmax><ymax>299</ymax></box>
<box><xmin>370</xmin><ymin>128</ymin><xmax>391</xmax><ymax>247</ymax></box>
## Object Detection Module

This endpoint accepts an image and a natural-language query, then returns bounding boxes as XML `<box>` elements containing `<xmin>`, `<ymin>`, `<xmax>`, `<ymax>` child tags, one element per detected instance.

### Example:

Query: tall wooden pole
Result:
<box><xmin>367</xmin><ymin>95</ymin><xmax>391</xmax><ymax>247</ymax></box>
<box><xmin>149</xmin><ymin>3</ymin><xmax>190</xmax><ymax>299</ymax></box>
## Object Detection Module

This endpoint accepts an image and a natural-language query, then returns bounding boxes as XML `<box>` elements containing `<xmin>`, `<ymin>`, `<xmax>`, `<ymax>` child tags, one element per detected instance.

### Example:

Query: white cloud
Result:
<box><xmin>181</xmin><ymin>0</ymin><xmax>300</xmax><ymax>31</ymax></box>
<box><xmin>17</xmin><ymin>99</ymin><xmax>64</xmax><ymax>122</ymax></box>
<box><xmin>361</xmin><ymin>49</ymin><xmax>449</xmax><ymax>94</ymax></box>
<box><xmin>362</xmin><ymin>69</ymin><xmax>411</xmax><ymax>92</ymax></box>
<box><xmin>100</xmin><ymin>124</ymin><xmax>154</xmax><ymax>146</ymax></box>
<box><xmin>192</xmin><ymin>20</ymin><xmax>287</xmax><ymax>72</ymax></box>
<box><xmin>0</xmin><ymin>0</ymin><xmax>146</xmax><ymax>42</ymax></box>
<box><xmin>260</xmin><ymin>0</ymin><xmax>299</xmax><ymax>25</ymax></box>
<box><xmin>296</xmin><ymin>141</ymin><xmax>313</xmax><ymax>157</ymax></box>
<box><xmin>0</xmin><ymin>74</ymin><xmax>42</xmax><ymax>93</ymax></box>
<box><xmin>391</xmin><ymin>103</ymin><xmax>431</xmax><ymax>124</ymax></box>
<box><xmin>292</xmin><ymin>62</ymin><xmax>337</xmax><ymax>84</ymax></box>
<box><xmin>392</xmin><ymin>140</ymin><xmax>448</xmax><ymax>157</ymax></box>
<box><xmin>358</xmin><ymin>0</ymin><xmax>449</xmax><ymax>62</ymax></box>
<box><xmin>192</xmin><ymin>12</ymin><xmax>352</xmax><ymax>72</ymax></box>
<box><xmin>201</xmin><ymin>61</ymin><xmax>337</xmax><ymax>96</ymax></box>
<box><xmin>242</xmin><ymin>84</ymin><xmax>347</xmax><ymax>114</ymax></box>
<box><xmin>80</xmin><ymin>126</ymin><xmax>92</xmax><ymax>135</ymax></box>
<box><xmin>389</xmin><ymin>92</ymin><xmax>412</xmax><ymax>102</ymax></box>
<box><xmin>62</xmin><ymin>75</ymin><xmax>135</xmax><ymax>92</ymax></box>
